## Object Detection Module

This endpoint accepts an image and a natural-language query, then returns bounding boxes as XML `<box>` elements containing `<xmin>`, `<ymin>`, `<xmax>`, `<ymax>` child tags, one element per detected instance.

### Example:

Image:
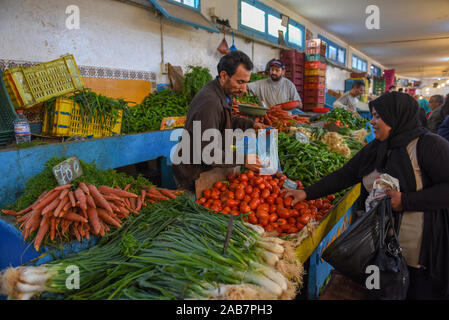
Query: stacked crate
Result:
<box><xmin>280</xmin><ymin>49</ymin><xmax>305</xmax><ymax>103</ymax></box>
<box><xmin>305</xmin><ymin>39</ymin><xmax>326</xmax><ymax>62</ymax></box>
<box><xmin>304</xmin><ymin>39</ymin><xmax>327</xmax><ymax>111</ymax></box>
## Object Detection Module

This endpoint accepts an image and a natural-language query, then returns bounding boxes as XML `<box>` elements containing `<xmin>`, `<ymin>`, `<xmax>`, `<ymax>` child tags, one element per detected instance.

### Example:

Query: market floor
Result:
<box><xmin>319</xmin><ymin>270</ymin><xmax>369</xmax><ymax>300</ymax></box>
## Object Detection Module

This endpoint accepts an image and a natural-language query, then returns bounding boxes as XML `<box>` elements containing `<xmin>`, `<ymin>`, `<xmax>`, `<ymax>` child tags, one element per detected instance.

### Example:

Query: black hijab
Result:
<box><xmin>358</xmin><ymin>92</ymin><xmax>427</xmax><ymax>193</ymax></box>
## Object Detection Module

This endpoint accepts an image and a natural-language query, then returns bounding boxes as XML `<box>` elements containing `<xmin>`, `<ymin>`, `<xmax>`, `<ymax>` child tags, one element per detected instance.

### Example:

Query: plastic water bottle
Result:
<box><xmin>14</xmin><ymin>110</ymin><xmax>31</xmax><ymax>144</ymax></box>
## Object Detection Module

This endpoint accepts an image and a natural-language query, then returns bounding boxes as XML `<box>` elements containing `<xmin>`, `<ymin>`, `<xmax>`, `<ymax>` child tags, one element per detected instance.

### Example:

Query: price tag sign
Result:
<box><xmin>52</xmin><ymin>156</ymin><xmax>83</xmax><ymax>185</ymax></box>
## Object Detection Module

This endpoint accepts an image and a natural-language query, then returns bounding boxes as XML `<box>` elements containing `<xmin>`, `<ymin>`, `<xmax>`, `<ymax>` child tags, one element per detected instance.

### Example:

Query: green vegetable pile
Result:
<box><xmin>317</xmin><ymin>108</ymin><xmax>368</xmax><ymax>130</ymax></box>
<box><xmin>250</xmin><ymin>73</ymin><xmax>268</xmax><ymax>82</ymax></box>
<box><xmin>238</xmin><ymin>92</ymin><xmax>260</xmax><ymax>105</ymax></box>
<box><xmin>278</xmin><ymin>132</ymin><xmax>347</xmax><ymax>187</ymax></box>
<box><xmin>18</xmin><ymin>197</ymin><xmax>300</xmax><ymax>300</ymax></box>
<box><xmin>183</xmin><ymin>65</ymin><xmax>213</xmax><ymax>102</ymax></box>
<box><xmin>6</xmin><ymin>156</ymin><xmax>151</xmax><ymax>212</ymax></box>
<box><xmin>42</xmin><ymin>89</ymin><xmax>130</xmax><ymax>135</ymax></box>
<box><xmin>122</xmin><ymin>90</ymin><xmax>189</xmax><ymax>133</ymax></box>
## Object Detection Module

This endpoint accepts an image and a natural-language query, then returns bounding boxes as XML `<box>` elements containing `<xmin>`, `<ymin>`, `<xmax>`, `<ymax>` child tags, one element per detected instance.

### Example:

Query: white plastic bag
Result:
<box><xmin>365</xmin><ymin>173</ymin><xmax>400</xmax><ymax>211</ymax></box>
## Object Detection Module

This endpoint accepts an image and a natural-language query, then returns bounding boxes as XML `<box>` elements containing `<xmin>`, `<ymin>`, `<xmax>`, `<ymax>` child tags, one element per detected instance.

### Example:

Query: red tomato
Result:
<box><xmin>259</xmin><ymin>217</ymin><xmax>269</xmax><ymax>226</ymax></box>
<box><xmin>214</xmin><ymin>181</ymin><xmax>223</xmax><ymax>189</ymax></box>
<box><xmin>213</xmin><ymin>200</ymin><xmax>221</xmax><ymax>207</ymax></box>
<box><xmin>227</xmin><ymin>173</ymin><xmax>236</xmax><ymax>182</ymax></box>
<box><xmin>265</xmin><ymin>224</ymin><xmax>275</xmax><ymax>232</ymax></box>
<box><xmin>203</xmin><ymin>189</ymin><xmax>211</xmax><ymax>199</ymax></box>
<box><xmin>220</xmin><ymin>185</ymin><xmax>227</xmax><ymax>192</ymax></box>
<box><xmin>272</xmin><ymin>186</ymin><xmax>281</xmax><ymax>195</ymax></box>
<box><xmin>226</xmin><ymin>199</ymin><xmax>239</xmax><ymax>208</ymax></box>
<box><xmin>280</xmin><ymin>223</ymin><xmax>291</xmax><ymax>231</ymax></box>
<box><xmin>249</xmin><ymin>199</ymin><xmax>261</xmax><ymax>210</ymax></box>
<box><xmin>315</xmin><ymin>199</ymin><xmax>323</xmax><ymax>209</ymax></box>
<box><xmin>257</xmin><ymin>211</ymin><xmax>269</xmax><ymax>221</ymax></box>
<box><xmin>226</xmin><ymin>191</ymin><xmax>235</xmax><ymax>199</ymax></box>
<box><xmin>276</xmin><ymin>197</ymin><xmax>284</xmax><ymax>205</ymax></box>
<box><xmin>269</xmin><ymin>213</ymin><xmax>278</xmax><ymax>223</ymax></box>
<box><xmin>270</xmin><ymin>205</ymin><xmax>277</xmax><ymax>214</ymax></box>
<box><xmin>244</xmin><ymin>195</ymin><xmax>252</xmax><ymax>203</ymax></box>
<box><xmin>328</xmin><ymin>194</ymin><xmax>336</xmax><ymax>201</ymax></box>
<box><xmin>231</xmin><ymin>210</ymin><xmax>240</xmax><ymax>216</ymax></box>
<box><xmin>239</xmin><ymin>174</ymin><xmax>248</xmax><ymax>182</ymax></box>
<box><xmin>198</xmin><ymin>197</ymin><xmax>207</xmax><ymax>204</ymax></box>
<box><xmin>248</xmin><ymin>213</ymin><xmax>258</xmax><ymax>224</ymax></box>
<box><xmin>296</xmin><ymin>222</ymin><xmax>304</xmax><ymax>230</ymax></box>
<box><xmin>235</xmin><ymin>189</ymin><xmax>245</xmax><ymax>200</ymax></box>
<box><xmin>287</xmin><ymin>227</ymin><xmax>299</xmax><ymax>234</ymax></box>
<box><xmin>247</xmin><ymin>170</ymin><xmax>255</xmax><ymax>178</ymax></box>
<box><xmin>277</xmin><ymin>218</ymin><xmax>287</xmax><ymax>226</ymax></box>
<box><xmin>278</xmin><ymin>208</ymin><xmax>290</xmax><ymax>219</ymax></box>
<box><xmin>240</xmin><ymin>203</ymin><xmax>251</xmax><ymax>213</ymax></box>
<box><xmin>287</xmin><ymin>217</ymin><xmax>296</xmax><ymax>225</ymax></box>
<box><xmin>211</xmin><ymin>192</ymin><xmax>220</xmax><ymax>200</ymax></box>
<box><xmin>294</xmin><ymin>202</ymin><xmax>306</xmax><ymax>211</ymax></box>
<box><xmin>283</xmin><ymin>197</ymin><xmax>293</xmax><ymax>208</ymax></box>
<box><xmin>229</xmin><ymin>183</ymin><xmax>238</xmax><ymax>191</ymax></box>
<box><xmin>245</xmin><ymin>185</ymin><xmax>253</xmax><ymax>194</ymax></box>
<box><xmin>261</xmin><ymin>189</ymin><xmax>270</xmax><ymax>199</ymax></box>
<box><xmin>291</xmin><ymin>209</ymin><xmax>300</xmax><ymax>218</ymax></box>
<box><xmin>298</xmin><ymin>214</ymin><xmax>311</xmax><ymax>225</ymax></box>
<box><xmin>222</xmin><ymin>207</ymin><xmax>231</xmax><ymax>214</ymax></box>
<box><xmin>266</xmin><ymin>196</ymin><xmax>275</xmax><ymax>205</ymax></box>
<box><xmin>211</xmin><ymin>205</ymin><xmax>220</xmax><ymax>212</ymax></box>
<box><xmin>203</xmin><ymin>203</ymin><xmax>211</xmax><ymax>209</ymax></box>
<box><xmin>251</xmin><ymin>190</ymin><xmax>260</xmax><ymax>199</ymax></box>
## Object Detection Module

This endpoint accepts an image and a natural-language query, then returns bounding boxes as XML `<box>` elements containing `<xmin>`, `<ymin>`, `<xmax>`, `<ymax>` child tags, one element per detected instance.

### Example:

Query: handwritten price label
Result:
<box><xmin>52</xmin><ymin>156</ymin><xmax>83</xmax><ymax>185</ymax></box>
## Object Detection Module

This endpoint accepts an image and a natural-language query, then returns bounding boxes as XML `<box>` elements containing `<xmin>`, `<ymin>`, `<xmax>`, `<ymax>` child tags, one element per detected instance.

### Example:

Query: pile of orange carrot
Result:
<box><xmin>2</xmin><ymin>183</ymin><xmax>184</xmax><ymax>251</ymax></box>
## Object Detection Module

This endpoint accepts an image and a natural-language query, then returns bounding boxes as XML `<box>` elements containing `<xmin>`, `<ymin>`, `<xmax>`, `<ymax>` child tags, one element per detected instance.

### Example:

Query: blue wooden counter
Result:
<box><xmin>0</xmin><ymin>129</ymin><xmax>182</xmax><ymax>208</ymax></box>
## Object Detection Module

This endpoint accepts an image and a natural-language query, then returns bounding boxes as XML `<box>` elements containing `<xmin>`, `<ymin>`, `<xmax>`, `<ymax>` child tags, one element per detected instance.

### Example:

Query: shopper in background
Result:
<box><xmin>388</xmin><ymin>85</ymin><xmax>397</xmax><ymax>93</ymax></box>
<box><xmin>427</xmin><ymin>94</ymin><xmax>445</xmax><ymax>133</ymax></box>
<box><xmin>437</xmin><ymin>95</ymin><xmax>449</xmax><ymax>141</ymax></box>
<box><xmin>333</xmin><ymin>80</ymin><xmax>365</xmax><ymax>117</ymax></box>
<box><xmin>286</xmin><ymin>92</ymin><xmax>449</xmax><ymax>300</ymax></box>
<box><xmin>418</xmin><ymin>98</ymin><xmax>432</xmax><ymax>117</ymax></box>
<box><xmin>247</xmin><ymin>59</ymin><xmax>302</xmax><ymax>108</ymax></box>
<box><xmin>398</xmin><ymin>88</ymin><xmax>404</xmax><ymax>92</ymax></box>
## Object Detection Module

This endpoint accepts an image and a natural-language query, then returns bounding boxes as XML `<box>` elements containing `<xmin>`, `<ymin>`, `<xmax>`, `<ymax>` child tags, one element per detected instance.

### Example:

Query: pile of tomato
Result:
<box><xmin>196</xmin><ymin>171</ymin><xmax>335</xmax><ymax>237</ymax></box>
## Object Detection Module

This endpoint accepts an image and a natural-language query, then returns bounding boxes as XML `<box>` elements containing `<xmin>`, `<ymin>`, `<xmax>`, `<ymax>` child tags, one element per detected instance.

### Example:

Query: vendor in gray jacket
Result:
<box><xmin>247</xmin><ymin>59</ymin><xmax>302</xmax><ymax>108</ymax></box>
<box><xmin>173</xmin><ymin>51</ymin><xmax>265</xmax><ymax>193</ymax></box>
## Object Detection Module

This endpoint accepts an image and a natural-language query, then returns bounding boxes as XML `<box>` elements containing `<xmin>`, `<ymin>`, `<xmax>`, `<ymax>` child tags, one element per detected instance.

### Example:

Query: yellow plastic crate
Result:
<box><xmin>3</xmin><ymin>54</ymin><xmax>84</xmax><ymax>109</ymax></box>
<box><xmin>305</xmin><ymin>69</ymin><xmax>326</xmax><ymax>77</ymax></box>
<box><xmin>43</xmin><ymin>97</ymin><xmax>122</xmax><ymax>138</ymax></box>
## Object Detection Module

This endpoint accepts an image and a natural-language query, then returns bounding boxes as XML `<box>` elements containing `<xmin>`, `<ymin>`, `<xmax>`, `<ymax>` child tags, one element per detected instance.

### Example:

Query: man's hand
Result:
<box><xmin>385</xmin><ymin>189</ymin><xmax>403</xmax><ymax>211</ymax></box>
<box><xmin>284</xmin><ymin>189</ymin><xmax>307</xmax><ymax>206</ymax></box>
<box><xmin>254</xmin><ymin>122</ymin><xmax>267</xmax><ymax>131</ymax></box>
<box><xmin>245</xmin><ymin>154</ymin><xmax>263</xmax><ymax>173</ymax></box>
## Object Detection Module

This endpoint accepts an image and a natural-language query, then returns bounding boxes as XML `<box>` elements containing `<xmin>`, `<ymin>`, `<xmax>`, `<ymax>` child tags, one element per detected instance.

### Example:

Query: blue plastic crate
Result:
<box><xmin>308</xmin><ymin>203</ymin><xmax>356</xmax><ymax>300</ymax></box>
<box><xmin>0</xmin><ymin>218</ymin><xmax>99</xmax><ymax>299</ymax></box>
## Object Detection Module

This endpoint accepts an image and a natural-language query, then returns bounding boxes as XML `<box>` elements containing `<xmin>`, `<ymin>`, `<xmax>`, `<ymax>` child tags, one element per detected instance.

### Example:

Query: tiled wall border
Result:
<box><xmin>0</xmin><ymin>59</ymin><xmax>157</xmax><ymax>81</ymax></box>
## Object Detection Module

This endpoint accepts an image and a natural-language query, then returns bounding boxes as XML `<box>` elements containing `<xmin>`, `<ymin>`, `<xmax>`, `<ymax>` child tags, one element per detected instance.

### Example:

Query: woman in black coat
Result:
<box><xmin>287</xmin><ymin>92</ymin><xmax>449</xmax><ymax>299</ymax></box>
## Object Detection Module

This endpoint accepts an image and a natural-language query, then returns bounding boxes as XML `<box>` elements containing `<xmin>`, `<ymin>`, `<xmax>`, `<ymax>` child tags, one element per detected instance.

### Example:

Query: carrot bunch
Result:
<box><xmin>2</xmin><ymin>183</ymin><xmax>184</xmax><ymax>251</ymax></box>
<box><xmin>231</xmin><ymin>104</ymin><xmax>309</xmax><ymax>132</ymax></box>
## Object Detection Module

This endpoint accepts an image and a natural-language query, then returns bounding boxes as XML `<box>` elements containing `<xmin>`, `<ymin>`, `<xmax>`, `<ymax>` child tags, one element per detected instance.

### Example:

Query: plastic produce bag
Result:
<box><xmin>365</xmin><ymin>174</ymin><xmax>400</xmax><ymax>212</ymax></box>
<box><xmin>235</xmin><ymin>129</ymin><xmax>280</xmax><ymax>175</ymax></box>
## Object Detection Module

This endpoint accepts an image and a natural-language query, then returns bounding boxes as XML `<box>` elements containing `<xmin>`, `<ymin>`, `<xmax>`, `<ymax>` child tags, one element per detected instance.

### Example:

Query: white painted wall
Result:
<box><xmin>0</xmin><ymin>0</ymin><xmax>389</xmax><ymax>91</ymax></box>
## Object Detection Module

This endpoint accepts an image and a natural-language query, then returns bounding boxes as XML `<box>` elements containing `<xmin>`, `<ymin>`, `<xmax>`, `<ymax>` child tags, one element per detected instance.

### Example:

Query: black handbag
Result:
<box><xmin>322</xmin><ymin>197</ymin><xmax>409</xmax><ymax>299</ymax></box>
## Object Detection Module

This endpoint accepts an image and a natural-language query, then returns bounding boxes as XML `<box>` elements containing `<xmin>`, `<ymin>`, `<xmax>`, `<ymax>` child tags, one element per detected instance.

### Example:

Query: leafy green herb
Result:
<box><xmin>183</xmin><ymin>65</ymin><xmax>213</xmax><ymax>102</ymax></box>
